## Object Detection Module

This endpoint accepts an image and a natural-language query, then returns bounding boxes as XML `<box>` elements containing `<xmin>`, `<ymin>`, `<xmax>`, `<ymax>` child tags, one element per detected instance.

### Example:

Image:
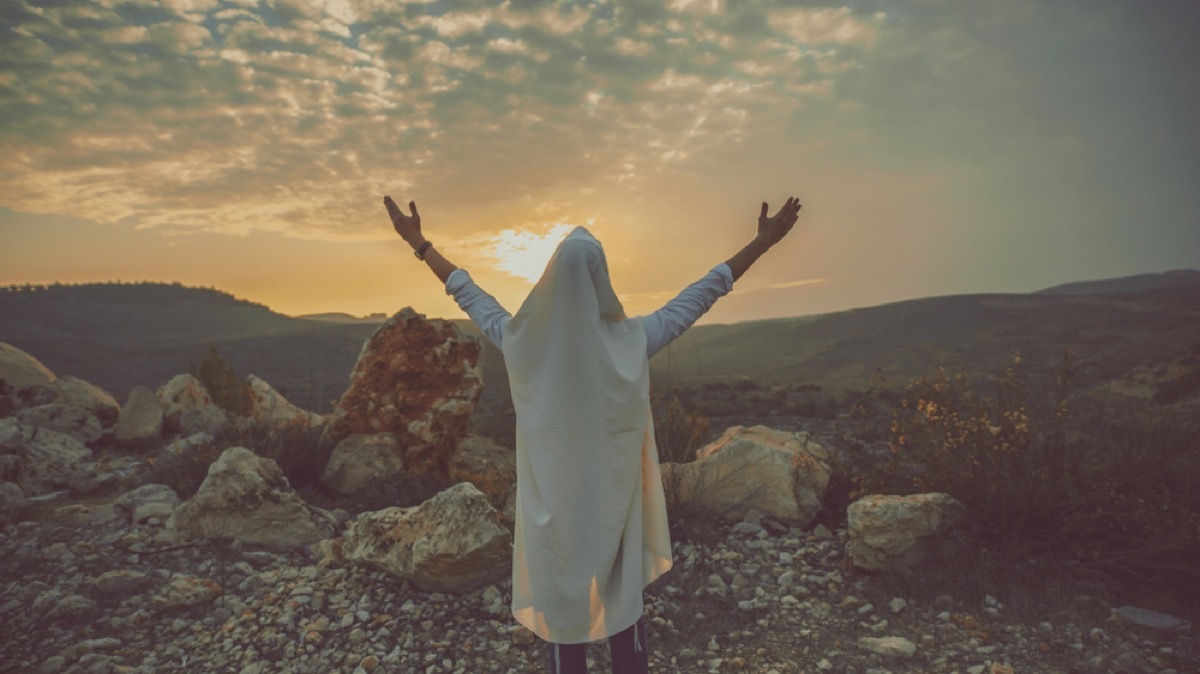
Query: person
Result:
<box><xmin>383</xmin><ymin>195</ymin><xmax>802</xmax><ymax>674</ymax></box>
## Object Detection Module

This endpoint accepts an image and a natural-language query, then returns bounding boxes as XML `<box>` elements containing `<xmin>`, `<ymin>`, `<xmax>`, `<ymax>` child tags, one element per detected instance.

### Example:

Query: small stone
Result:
<box><xmin>39</xmin><ymin>656</ymin><xmax>67</xmax><ymax>674</ymax></box>
<box><xmin>857</xmin><ymin>636</ymin><xmax>916</xmax><ymax>658</ymax></box>
<box><xmin>889</xmin><ymin>598</ymin><xmax>907</xmax><ymax>614</ymax></box>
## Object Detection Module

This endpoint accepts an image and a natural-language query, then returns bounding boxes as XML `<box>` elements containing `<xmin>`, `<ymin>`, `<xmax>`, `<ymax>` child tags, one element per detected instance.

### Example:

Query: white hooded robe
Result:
<box><xmin>501</xmin><ymin>228</ymin><xmax>673</xmax><ymax>644</ymax></box>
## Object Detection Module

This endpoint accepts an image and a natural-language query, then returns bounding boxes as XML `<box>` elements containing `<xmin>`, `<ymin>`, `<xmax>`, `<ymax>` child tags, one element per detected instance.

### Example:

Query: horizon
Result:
<box><xmin>2</xmin><ymin>1</ymin><xmax>1199</xmax><ymax>323</ymax></box>
<box><xmin>5</xmin><ymin>265</ymin><xmax>1196</xmax><ymax>327</ymax></box>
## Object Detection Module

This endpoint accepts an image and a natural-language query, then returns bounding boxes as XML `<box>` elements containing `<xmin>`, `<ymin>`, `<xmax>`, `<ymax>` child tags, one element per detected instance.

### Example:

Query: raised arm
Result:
<box><xmin>384</xmin><ymin>196</ymin><xmax>458</xmax><ymax>283</ymax></box>
<box><xmin>724</xmin><ymin>196</ymin><xmax>802</xmax><ymax>281</ymax></box>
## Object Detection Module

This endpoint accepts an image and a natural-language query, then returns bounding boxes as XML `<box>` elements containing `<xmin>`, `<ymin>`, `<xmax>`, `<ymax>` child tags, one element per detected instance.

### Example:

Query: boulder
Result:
<box><xmin>332</xmin><ymin>482</ymin><xmax>511</xmax><ymax>593</ymax></box>
<box><xmin>18</xmin><ymin>404</ymin><xmax>106</xmax><ymax>446</ymax></box>
<box><xmin>0</xmin><ymin>342</ymin><xmax>56</xmax><ymax>392</ymax></box>
<box><xmin>49</xmin><ymin>376</ymin><xmax>120</xmax><ymax>427</ymax></box>
<box><xmin>324</xmin><ymin>308</ymin><xmax>483</xmax><ymax>477</ymax></box>
<box><xmin>166</xmin><ymin>446</ymin><xmax>335</xmax><ymax>549</ymax></box>
<box><xmin>157</xmin><ymin>374</ymin><xmax>228</xmax><ymax>437</ymax></box>
<box><xmin>320</xmin><ymin>433</ymin><xmax>406</xmax><ymax>496</ymax></box>
<box><xmin>0</xmin><ymin>481</ymin><xmax>26</xmax><ymax>523</ymax></box>
<box><xmin>846</xmin><ymin>492</ymin><xmax>966</xmax><ymax>571</ymax></box>
<box><xmin>245</xmin><ymin>375</ymin><xmax>323</xmax><ymax>429</ymax></box>
<box><xmin>661</xmin><ymin>425</ymin><xmax>830</xmax><ymax>525</ymax></box>
<box><xmin>14</xmin><ymin>425</ymin><xmax>93</xmax><ymax>496</ymax></box>
<box><xmin>448</xmin><ymin>435</ymin><xmax>516</xmax><ymax>509</ymax></box>
<box><xmin>114</xmin><ymin>386</ymin><xmax>163</xmax><ymax>450</ymax></box>
<box><xmin>158</xmin><ymin>432</ymin><xmax>216</xmax><ymax>461</ymax></box>
<box><xmin>115</xmin><ymin>484</ymin><xmax>180</xmax><ymax>524</ymax></box>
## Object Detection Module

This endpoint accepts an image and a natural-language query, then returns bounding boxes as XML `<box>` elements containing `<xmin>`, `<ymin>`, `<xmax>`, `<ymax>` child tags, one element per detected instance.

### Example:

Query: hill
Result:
<box><xmin>1036</xmin><ymin>269</ymin><xmax>1200</xmax><ymax>296</ymax></box>
<box><xmin>2</xmin><ymin>273</ymin><xmax>1198</xmax><ymax>418</ymax></box>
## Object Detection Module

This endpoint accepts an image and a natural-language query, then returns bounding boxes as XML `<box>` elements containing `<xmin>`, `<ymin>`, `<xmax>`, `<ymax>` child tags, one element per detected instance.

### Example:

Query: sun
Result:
<box><xmin>487</xmin><ymin>223</ymin><xmax>577</xmax><ymax>283</ymax></box>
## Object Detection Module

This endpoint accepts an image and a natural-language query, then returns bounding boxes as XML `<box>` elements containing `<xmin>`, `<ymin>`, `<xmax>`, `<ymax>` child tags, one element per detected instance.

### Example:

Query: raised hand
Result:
<box><xmin>756</xmin><ymin>196</ymin><xmax>802</xmax><ymax>247</ymax></box>
<box><xmin>384</xmin><ymin>196</ymin><xmax>424</xmax><ymax>247</ymax></box>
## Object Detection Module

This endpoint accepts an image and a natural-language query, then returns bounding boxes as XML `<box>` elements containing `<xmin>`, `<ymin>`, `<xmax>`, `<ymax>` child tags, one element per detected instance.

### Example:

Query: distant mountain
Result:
<box><xmin>296</xmin><ymin>312</ymin><xmax>388</xmax><ymax>324</ymax></box>
<box><xmin>3</xmin><ymin>274</ymin><xmax>1198</xmax><ymax>418</ymax></box>
<box><xmin>1036</xmin><ymin>269</ymin><xmax>1200</xmax><ymax>296</ymax></box>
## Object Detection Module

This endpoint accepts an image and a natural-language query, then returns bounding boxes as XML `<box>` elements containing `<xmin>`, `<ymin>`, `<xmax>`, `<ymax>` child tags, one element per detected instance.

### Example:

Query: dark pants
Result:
<box><xmin>546</xmin><ymin>617</ymin><xmax>648</xmax><ymax>674</ymax></box>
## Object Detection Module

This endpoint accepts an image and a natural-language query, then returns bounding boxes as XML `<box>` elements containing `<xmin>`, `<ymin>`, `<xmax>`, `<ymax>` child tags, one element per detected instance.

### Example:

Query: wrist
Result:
<box><xmin>748</xmin><ymin>237</ymin><xmax>773</xmax><ymax>253</ymax></box>
<box><xmin>405</xmin><ymin>235</ymin><xmax>427</xmax><ymax>250</ymax></box>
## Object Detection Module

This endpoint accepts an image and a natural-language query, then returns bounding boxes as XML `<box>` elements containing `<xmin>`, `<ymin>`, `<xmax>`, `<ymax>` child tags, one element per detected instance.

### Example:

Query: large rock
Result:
<box><xmin>448</xmin><ymin>435</ymin><xmax>516</xmax><ymax>510</ymax></box>
<box><xmin>13</xmin><ymin>425</ymin><xmax>93</xmax><ymax>496</ymax></box>
<box><xmin>114</xmin><ymin>386</ymin><xmax>164</xmax><ymax>450</ymax></box>
<box><xmin>331</xmin><ymin>482</ymin><xmax>510</xmax><ymax>593</ymax></box>
<box><xmin>324</xmin><ymin>308</ymin><xmax>483</xmax><ymax>477</ymax></box>
<box><xmin>49</xmin><ymin>376</ymin><xmax>120</xmax><ymax>426</ymax></box>
<box><xmin>157</xmin><ymin>374</ymin><xmax>228</xmax><ymax>437</ymax></box>
<box><xmin>0</xmin><ymin>342</ymin><xmax>56</xmax><ymax>392</ymax></box>
<box><xmin>166</xmin><ymin>446</ymin><xmax>335</xmax><ymax>549</ymax></box>
<box><xmin>846</xmin><ymin>492</ymin><xmax>966</xmax><ymax>571</ymax></box>
<box><xmin>18</xmin><ymin>403</ymin><xmax>106</xmax><ymax>446</ymax></box>
<box><xmin>320</xmin><ymin>433</ymin><xmax>406</xmax><ymax>496</ymax></box>
<box><xmin>245</xmin><ymin>375</ymin><xmax>323</xmax><ymax>429</ymax></box>
<box><xmin>661</xmin><ymin>425</ymin><xmax>830</xmax><ymax>525</ymax></box>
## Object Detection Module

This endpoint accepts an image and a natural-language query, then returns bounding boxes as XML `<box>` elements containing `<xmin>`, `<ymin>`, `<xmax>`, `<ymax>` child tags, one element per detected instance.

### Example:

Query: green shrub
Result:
<box><xmin>189</xmin><ymin>345</ymin><xmax>250</xmax><ymax>416</ymax></box>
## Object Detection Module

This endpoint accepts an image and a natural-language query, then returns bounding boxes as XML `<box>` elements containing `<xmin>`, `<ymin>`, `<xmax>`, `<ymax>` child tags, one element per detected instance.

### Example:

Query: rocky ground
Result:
<box><xmin>2</xmin><ymin>496</ymin><xmax>1195</xmax><ymax>674</ymax></box>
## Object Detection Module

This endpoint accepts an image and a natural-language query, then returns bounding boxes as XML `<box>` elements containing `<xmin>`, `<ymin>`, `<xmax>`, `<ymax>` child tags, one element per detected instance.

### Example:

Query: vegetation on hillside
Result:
<box><xmin>854</xmin><ymin>351</ymin><xmax>1200</xmax><ymax>605</ymax></box>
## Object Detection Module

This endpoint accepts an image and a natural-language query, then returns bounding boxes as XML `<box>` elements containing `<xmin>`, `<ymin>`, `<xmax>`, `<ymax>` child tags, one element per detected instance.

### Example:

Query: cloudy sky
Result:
<box><xmin>2</xmin><ymin>0</ymin><xmax>1197</xmax><ymax>322</ymax></box>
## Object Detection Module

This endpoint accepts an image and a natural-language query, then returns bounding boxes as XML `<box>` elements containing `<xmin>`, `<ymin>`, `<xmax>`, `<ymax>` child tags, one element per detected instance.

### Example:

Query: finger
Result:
<box><xmin>409</xmin><ymin>201</ymin><xmax>419</xmax><ymax>219</ymax></box>
<box><xmin>760</xmin><ymin>201</ymin><xmax>769</xmax><ymax>219</ymax></box>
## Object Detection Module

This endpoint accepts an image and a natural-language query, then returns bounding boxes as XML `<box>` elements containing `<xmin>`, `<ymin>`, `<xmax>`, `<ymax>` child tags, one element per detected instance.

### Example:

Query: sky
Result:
<box><xmin>2</xmin><ymin>0</ymin><xmax>1198</xmax><ymax>323</ymax></box>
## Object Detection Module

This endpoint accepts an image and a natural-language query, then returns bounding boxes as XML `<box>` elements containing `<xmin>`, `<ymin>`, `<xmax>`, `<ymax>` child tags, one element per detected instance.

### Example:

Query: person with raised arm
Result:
<box><xmin>384</xmin><ymin>194</ymin><xmax>802</xmax><ymax>674</ymax></box>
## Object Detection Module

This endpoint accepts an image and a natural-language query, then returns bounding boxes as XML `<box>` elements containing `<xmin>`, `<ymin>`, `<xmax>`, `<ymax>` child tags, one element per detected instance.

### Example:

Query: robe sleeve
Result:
<box><xmin>445</xmin><ymin>268</ymin><xmax>511</xmax><ymax>349</ymax></box>
<box><xmin>642</xmin><ymin>263</ymin><xmax>734</xmax><ymax>357</ymax></box>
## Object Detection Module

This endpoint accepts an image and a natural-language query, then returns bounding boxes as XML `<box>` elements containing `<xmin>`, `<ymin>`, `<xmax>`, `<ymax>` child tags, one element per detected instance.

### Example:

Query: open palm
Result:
<box><xmin>384</xmin><ymin>196</ymin><xmax>422</xmax><ymax>245</ymax></box>
<box><xmin>757</xmin><ymin>197</ymin><xmax>802</xmax><ymax>246</ymax></box>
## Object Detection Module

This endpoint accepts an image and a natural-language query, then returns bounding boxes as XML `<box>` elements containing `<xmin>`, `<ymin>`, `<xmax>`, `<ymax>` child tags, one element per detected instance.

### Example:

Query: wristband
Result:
<box><xmin>414</xmin><ymin>240</ymin><xmax>433</xmax><ymax>261</ymax></box>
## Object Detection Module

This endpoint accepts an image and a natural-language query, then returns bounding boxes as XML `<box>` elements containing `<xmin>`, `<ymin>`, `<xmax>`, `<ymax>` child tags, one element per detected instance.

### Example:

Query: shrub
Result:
<box><xmin>856</xmin><ymin>350</ymin><xmax>1200</xmax><ymax>601</ymax></box>
<box><xmin>189</xmin><ymin>345</ymin><xmax>250</xmax><ymax>416</ymax></box>
<box><xmin>652</xmin><ymin>391</ymin><xmax>711</xmax><ymax>464</ymax></box>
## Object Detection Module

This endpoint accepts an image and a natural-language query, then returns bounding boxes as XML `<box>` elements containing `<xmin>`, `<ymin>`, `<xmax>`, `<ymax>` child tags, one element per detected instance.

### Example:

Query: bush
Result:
<box><xmin>189</xmin><ymin>345</ymin><xmax>249</xmax><ymax>416</ymax></box>
<box><xmin>856</xmin><ymin>350</ymin><xmax>1200</xmax><ymax>601</ymax></box>
<box><xmin>652</xmin><ymin>392</ymin><xmax>711</xmax><ymax>464</ymax></box>
<box><xmin>150</xmin><ymin>419</ymin><xmax>332</xmax><ymax>500</ymax></box>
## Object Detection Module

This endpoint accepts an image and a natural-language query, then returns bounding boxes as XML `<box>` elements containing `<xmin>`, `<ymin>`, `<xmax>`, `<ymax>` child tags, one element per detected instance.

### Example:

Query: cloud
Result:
<box><xmin>1</xmin><ymin>0</ymin><xmax>884</xmax><ymax>242</ymax></box>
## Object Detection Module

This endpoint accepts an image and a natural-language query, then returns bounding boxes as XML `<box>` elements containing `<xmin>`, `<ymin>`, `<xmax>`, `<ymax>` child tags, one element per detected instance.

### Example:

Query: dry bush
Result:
<box><xmin>857</xmin><ymin>350</ymin><xmax>1200</xmax><ymax>602</ymax></box>
<box><xmin>150</xmin><ymin>419</ymin><xmax>331</xmax><ymax>499</ymax></box>
<box><xmin>652</xmin><ymin>392</ymin><xmax>711</xmax><ymax>464</ymax></box>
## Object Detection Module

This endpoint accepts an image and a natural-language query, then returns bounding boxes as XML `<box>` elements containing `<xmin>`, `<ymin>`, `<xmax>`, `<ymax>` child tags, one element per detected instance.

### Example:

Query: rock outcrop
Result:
<box><xmin>114</xmin><ymin>386</ymin><xmax>164</xmax><ymax>450</ymax></box>
<box><xmin>157</xmin><ymin>374</ymin><xmax>228</xmax><ymax>437</ymax></box>
<box><xmin>245</xmin><ymin>374</ymin><xmax>323</xmax><ymax>430</ymax></box>
<box><xmin>48</xmin><ymin>376</ymin><xmax>121</xmax><ymax>426</ymax></box>
<box><xmin>7</xmin><ymin>423</ymin><xmax>93</xmax><ymax>496</ymax></box>
<box><xmin>166</xmin><ymin>446</ymin><xmax>335</xmax><ymax>549</ymax></box>
<box><xmin>319</xmin><ymin>433</ymin><xmax>406</xmax><ymax>496</ymax></box>
<box><xmin>323</xmin><ymin>308</ymin><xmax>483</xmax><ymax>478</ymax></box>
<box><xmin>662</xmin><ymin>425</ymin><xmax>830</xmax><ymax>525</ymax></box>
<box><xmin>0</xmin><ymin>342</ymin><xmax>56</xmax><ymax>393</ymax></box>
<box><xmin>448</xmin><ymin>435</ymin><xmax>516</xmax><ymax>510</ymax></box>
<box><xmin>329</xmin><ymin>482</ymin><xmax>510</xmax><ymax>593</ymax></box>
<box><xmin>846</xmin><ymin>492</ymin><xmax>966</xmax><ymax>571</ymax></box>
<box><xmin>18</xmin><ymin>403</ymin><xmax>106</xmax><ymax>446</ymax></box>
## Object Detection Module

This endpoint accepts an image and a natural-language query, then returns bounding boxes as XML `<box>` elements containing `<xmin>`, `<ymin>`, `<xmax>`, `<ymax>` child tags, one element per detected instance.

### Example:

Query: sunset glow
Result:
<box><xmin>0</xmin><ymin>1</ymin><xmax>1196</xmax><ymax>322</ymax></box>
